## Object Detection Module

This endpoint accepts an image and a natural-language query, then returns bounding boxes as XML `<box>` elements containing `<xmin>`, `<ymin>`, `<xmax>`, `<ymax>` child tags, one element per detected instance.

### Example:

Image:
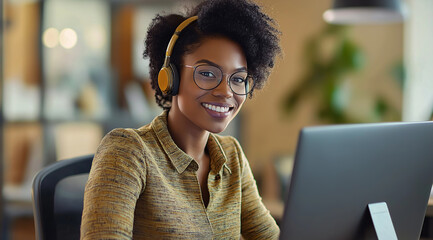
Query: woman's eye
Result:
<box><xmin>199</xmin><ymin>71</ymin><xmax>216</xmax><ymax>78</ymax></box>
<box><xmin>231</xmin><ymin>77</ymin><xmax>246</xmax><ymax>85</ymax></box>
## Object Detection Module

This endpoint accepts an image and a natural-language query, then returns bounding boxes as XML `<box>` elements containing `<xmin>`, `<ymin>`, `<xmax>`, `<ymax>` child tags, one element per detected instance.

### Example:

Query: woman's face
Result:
<box><xmin>171</xmin><ymin>36</ymin><xmax>247</xmax><ymax>133</ymax></box>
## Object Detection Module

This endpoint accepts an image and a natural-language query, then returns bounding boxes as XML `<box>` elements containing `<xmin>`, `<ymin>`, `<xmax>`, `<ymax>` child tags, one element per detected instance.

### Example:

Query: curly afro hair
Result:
<box><xmin>143</xmin><ymin>0</ymin><xmax>281</xmax><ymax>110</ymax></box>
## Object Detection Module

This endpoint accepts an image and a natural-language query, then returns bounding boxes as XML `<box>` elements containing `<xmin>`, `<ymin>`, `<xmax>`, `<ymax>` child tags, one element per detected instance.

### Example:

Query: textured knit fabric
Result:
<box><xmin>80</xmin><ymin>111</ymin><xmax>279</xmax><ymax>239</ymax></box>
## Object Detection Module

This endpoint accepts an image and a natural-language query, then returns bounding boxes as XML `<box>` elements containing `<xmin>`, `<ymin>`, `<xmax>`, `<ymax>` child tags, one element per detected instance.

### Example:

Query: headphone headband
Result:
<box><xmin>163</xmin><ymin>16</ymin><xmax>198</xmax><ymax>67</ymax></box>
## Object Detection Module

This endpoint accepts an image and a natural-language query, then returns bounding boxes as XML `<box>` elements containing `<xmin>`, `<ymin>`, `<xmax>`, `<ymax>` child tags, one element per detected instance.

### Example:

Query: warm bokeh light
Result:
<box><xmin>59</xmin><ymin>28</ymin><xmax>78</xmax><ymax>49</ymax></box>
<box><xmin>42</xmin><ymin>27</ymin><xmax>59</xmax><ymax>48</ymax></box>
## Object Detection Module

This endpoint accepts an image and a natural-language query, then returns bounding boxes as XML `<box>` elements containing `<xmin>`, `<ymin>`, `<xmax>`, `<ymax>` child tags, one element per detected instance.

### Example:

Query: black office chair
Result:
<box><xmin>32</xmin><ymin>154</ymin><xmax>94</xmax><ymax>240</ymax></box>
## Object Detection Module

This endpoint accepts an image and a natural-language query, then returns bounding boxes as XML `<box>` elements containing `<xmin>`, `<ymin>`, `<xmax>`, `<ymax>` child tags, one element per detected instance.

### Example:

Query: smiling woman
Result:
<box><xmin>80</xmin><ymin>0</ymin><xmax>281</xmax><ymax>239</ymax></box>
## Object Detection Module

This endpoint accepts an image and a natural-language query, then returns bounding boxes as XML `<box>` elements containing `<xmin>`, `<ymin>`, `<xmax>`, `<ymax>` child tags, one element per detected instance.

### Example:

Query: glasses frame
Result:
<box><xmin>182</xmin><ymin>64</ymin><xmax>255</xmax><ymax>96</ymax></box>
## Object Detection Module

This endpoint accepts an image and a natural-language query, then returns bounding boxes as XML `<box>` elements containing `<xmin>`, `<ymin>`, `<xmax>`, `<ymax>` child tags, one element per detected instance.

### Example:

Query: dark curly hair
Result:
<box><xmin>143</xmin><ymin>0</ymin><xmax>281</xmax><ymax>110</ymax></box>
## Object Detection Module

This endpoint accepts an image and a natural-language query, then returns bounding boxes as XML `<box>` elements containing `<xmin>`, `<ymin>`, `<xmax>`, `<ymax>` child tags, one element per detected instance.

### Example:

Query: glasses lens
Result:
<box><xmin>194</xmin><ymin>65</ymin><xmax>222</xmax><ymax>90</ymax></box>
<box><xmin>230</xmin><ymin>72</ymin><xmax>253</xmax><ymax>95</ymax></box>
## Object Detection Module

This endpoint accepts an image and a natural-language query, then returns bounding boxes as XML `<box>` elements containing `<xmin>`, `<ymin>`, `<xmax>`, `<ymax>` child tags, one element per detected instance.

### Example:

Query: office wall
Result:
<box><xmin>242</xmin><ymin>0</ymin><xmax>403</xmax><ymax>173</ymax></box>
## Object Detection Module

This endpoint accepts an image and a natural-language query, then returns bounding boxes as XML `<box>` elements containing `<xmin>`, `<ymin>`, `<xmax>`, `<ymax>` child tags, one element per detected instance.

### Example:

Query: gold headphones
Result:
<box><xmin>158</xmin><ymin>16</ymin><xmax>198</xmax><ymax>95</ymax></box>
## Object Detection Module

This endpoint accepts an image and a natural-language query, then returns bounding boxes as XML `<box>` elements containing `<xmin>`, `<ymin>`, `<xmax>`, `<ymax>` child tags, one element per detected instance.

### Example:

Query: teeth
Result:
<box><xmin>203</xmin><ymin>103</ymin><xmax>230</xmax><ymax>113</ymax></box>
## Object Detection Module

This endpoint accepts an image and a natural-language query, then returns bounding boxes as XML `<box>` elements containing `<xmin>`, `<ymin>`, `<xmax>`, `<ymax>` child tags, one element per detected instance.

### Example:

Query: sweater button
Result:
<box><xmin>215</xmin><ymin>174</ymin><xmax>221</xmax><ymax>180</ymax></box>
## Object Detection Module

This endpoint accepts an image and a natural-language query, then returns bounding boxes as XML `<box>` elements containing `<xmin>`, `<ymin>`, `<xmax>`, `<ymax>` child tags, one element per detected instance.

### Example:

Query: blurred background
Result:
<box><xmin>1</xmin><ymin>0</ymin><xmax>432</xmax><ymax>239</ymax></box>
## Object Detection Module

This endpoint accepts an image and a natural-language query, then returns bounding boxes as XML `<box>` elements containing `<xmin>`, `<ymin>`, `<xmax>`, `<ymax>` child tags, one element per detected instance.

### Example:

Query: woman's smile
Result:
<box><xmin>201</xmin><ymin>102</ymin><xmax>234</xmax><ymax>119</ymax></box>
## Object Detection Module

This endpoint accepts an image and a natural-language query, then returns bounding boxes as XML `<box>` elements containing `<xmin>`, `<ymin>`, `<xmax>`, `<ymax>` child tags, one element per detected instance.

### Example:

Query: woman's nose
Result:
<box><xmin>211</xmin><ymin>76</ymin><xmax>233</xmax><ymax>98</ymax></box>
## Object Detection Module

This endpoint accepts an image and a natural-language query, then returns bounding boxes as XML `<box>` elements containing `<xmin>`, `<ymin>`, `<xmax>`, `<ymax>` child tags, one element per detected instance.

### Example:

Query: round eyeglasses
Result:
<box><xmin>183</xmin><ymin>64</ymin><xmax>254</xmax><ymax>95</ymax></box>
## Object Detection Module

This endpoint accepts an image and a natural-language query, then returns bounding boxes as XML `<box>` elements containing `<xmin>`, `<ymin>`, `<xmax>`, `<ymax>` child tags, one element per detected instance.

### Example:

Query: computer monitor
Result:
<box><xmin>279</xmin><ymin>121</ymin><xmax>433</xmax><ymax>240</ymax></box>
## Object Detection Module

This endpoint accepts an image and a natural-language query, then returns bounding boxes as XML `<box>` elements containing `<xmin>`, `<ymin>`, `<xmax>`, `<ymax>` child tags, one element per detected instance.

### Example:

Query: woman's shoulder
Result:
<box><xmin>92</xmin><ymin>124</ymin><xmax>158</xmax><ymax>173</ymax></box>
<box><xmin>104</xmin><ymin>121</ymin><xmax>153</xmax><ymax>142</ymax></box>
<box><xmin>99</xmin><ymin>122</ymin><xmax>157</xmax><ymax>155</ymax></box>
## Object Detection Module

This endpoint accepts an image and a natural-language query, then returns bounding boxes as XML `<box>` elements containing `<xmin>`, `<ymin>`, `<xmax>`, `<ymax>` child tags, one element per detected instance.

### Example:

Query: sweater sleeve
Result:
<box><xmin>80</xmin><ymin>128</ymin><xmax>146</xmax><ymax>239</ymax></box>
<box><xmin>233</xmin><ymin>138</ymin><xmax>280</xmax><ymax>239</ymax></box>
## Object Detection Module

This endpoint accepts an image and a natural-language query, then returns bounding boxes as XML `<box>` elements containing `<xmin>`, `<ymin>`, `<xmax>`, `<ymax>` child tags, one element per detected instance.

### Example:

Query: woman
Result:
<box><xmin>81</xmin><ymin>0</ymin><xmax>281</xmax><ymax>239</ymax></box>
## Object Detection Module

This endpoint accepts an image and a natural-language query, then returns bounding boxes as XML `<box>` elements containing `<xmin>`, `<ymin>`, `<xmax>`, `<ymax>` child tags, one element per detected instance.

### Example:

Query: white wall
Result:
<box><xmin>403</xmin><ymin>0</ymin><xmax>433</xmax><ymax>121</ymax></box>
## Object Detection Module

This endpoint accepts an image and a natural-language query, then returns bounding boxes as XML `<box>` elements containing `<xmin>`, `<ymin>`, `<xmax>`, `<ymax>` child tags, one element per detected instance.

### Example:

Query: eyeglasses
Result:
<box><xmin>183</xmin><ymin>64</ymin><xmax>254</xmax><ymax>95</ymax></box>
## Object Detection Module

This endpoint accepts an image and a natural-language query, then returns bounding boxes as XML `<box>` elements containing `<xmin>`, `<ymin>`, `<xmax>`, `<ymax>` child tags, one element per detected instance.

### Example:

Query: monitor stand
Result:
<box><xmin>368</xmin><ymin>202</ymin><xmax>398</xmax><ymax>240</ymax></box>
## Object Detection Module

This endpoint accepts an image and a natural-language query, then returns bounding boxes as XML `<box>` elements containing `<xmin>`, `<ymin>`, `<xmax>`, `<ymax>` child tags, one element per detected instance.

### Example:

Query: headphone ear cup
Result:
<box><xmin>168</xmin><ymin>63</ymin><xmax>179</xmax><ymax>95</ymax></box>
<box><xmin>158</xmin><ymin>67</ymin><xmax>171</xmax><ymax>95</ymax></box>
<box><xmin>157</xmin><ymin>64</ymin><xmax>179</xmax><ymax>96</ymax></box>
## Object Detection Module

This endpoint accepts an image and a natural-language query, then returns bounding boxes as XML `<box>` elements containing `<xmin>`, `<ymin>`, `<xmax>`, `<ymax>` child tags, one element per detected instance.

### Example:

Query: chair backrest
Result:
<box><xmin>32</xmin><ymin>154</ymin><xmax>94</xmax><ymax>240</ymax></box>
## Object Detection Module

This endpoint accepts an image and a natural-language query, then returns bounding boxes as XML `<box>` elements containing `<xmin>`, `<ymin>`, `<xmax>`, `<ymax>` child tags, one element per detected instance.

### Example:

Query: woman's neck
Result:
<box><xmin>167</xmin><ymin>108</ymin><xmax>210</xmax><ymax>161</ymax></box>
